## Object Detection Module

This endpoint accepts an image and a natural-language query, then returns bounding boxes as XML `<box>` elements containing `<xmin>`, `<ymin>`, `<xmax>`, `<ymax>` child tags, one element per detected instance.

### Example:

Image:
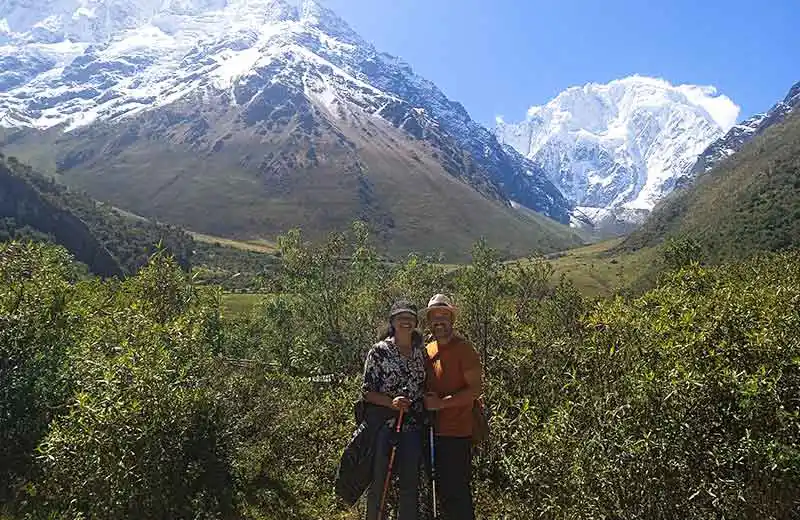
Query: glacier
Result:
<box><xmin>496</xmin><ymin>75</ymin><xmax>740</xmax><ymax>230</ymax></box>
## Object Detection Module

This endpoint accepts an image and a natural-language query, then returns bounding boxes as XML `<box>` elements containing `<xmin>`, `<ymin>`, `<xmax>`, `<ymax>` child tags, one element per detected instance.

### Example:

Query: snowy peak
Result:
<box><xmin>496</xmin><ymin>75</ymin><xmax>738</xmax><ymax>225</ymax></box>
<box><xmin>0</xmin><ymin>0</ymin><xmax>572</xmax><ymax>226</ymax></box>
<box><xmin>0</xmin><ymin>0</ymin><xmax>169</xmax><ymax>43</ymax></box>
<box><xmin>691</xmin><ymin>79</ymin><xmax>800</xmax><ymax>175</ymax></box>
<box><xmin>0</xmin><ymin>0</ymin><xmax>359</xmax><ymax>46</ymax></box>
<box><xmin>0</xmin><ymin>0</ymin><xmax>372</xmax><ymax>130</ymax></box>
<box><xmin>523</xmin><ymin>76</ymin><xmax>736</xmax><ymax>134</ymax></box>
<box><xmin>298</xmin><ymin>0</ymin><xmax>360</xmax><ymax>44</ymax></box>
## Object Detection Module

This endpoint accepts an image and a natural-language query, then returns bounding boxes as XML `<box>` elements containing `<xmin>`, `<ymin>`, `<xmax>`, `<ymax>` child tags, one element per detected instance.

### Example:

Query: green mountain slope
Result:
<box><xmin>0</xmin><ymin>92</ymin><xmax>583</xmax><ymax>262</ymax></box>
<box><xmin>622</xmin><ymin>112</ymin><xmax>800</xmax><ymax>261</ymax></box>
<box><xmin>0</xmin><ymin>154</ymin><xmax>193</xmax><ymax>276</ymax></box>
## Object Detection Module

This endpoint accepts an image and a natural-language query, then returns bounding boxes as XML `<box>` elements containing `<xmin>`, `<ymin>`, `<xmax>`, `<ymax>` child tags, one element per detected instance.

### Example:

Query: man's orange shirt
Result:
<box><xmin>425</xmin><ymin>335</ymin><xmax>481</xmax><ymax>438</ymax></box>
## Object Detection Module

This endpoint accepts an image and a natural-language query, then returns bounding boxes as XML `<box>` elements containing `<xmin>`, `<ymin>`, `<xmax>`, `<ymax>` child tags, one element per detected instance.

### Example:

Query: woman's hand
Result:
<box><xmin>391</xmin><ymin>396</ymin><xmax>412</xmax><ymax>411</ymax></box>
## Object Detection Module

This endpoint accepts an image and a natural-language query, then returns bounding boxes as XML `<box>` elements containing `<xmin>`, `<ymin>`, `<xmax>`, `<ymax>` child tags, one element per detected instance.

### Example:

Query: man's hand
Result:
<box><xmin>424</xmin><ymin>392</ymin><xmax>445</xmax><ymax>411</ymax></box>
<box><xmin>392</xmin><ymin>396</ymin><xmax>411</xmax><ymax>411</ymax></box>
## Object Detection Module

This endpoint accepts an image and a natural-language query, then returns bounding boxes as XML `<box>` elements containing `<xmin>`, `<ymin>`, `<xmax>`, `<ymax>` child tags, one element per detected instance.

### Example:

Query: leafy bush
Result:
<box><xmin>0</xmin><ymin>242</ymin><xmax>79</xmax><ymax>504</ymax></box>
<box><xmin>241</xmin><ymin>222</ymin><xmax>451</xmax><ymax>377</ymax></box>
<box><xmin>479</xmin><ymin>252</ymin><xmax>800</xmax><ymax>519</ymax></box>
<box><xmin>1</xmin><ymin>232</ymin><xmax>799</xmax><ymax>519</ymax></box>
<box><xmin>39</xmin><ymin>257</ymin><xmax>230</xmax><ymax>519</ymax></box>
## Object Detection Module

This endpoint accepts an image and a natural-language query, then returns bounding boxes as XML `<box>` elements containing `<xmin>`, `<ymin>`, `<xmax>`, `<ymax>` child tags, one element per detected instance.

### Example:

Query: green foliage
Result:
<box><xmin>243</xmin><ymin>222</ymin><xmax>452</xmax><ymax>376</ymax></box>
<box><xmin>192</xmin><ymin>241</ymin><xmax>281</xmax><ymax>293</ymax></box>
<box><xmin>382</xmin><ymin>253</ymin><xmax>452</xmax><ymax>311</ymax></box>
<box><xmin>1</xmin><ymin>244</ymin><xmax>232</xmax><ymax>518</ymax></box>
<box><xmin>480</xmin><ymin>252</ymin><xmax>800</xmax><ymax>519</ymax></box>
<box><xmin>624</xmin><ymin>112</ymin><xmax>800</xmax><ymax>263</ymax></box>
<box><xmin>266</xmin><ymin>222</ymin><xmax>384</xmax><ymax>375</ymax></box>
<box><xmin>216</xmin><ymin>371</ymin><xmax>358</xmax><ymax>519</ymax></box>
<box><xmin>0</xmin><ymin>217</ymin><xmax>53</xmax><ymax>244</ymax></box>
<box><xmin>0</xmin><ymin>154</ymin><xmax>194</xmax><ymax>276</ymax></box>
<box><xmin>661</xmin><ymin>236</ymin><xmax>705</xmax><ymax>271</ymax></box>
<box><xmin>0</xmin><ymin>242</ymin><xmax>78</xmax><ymax>503</ymax></box>
<box><xmin>454</xmin><ymin>239</ymin><xmax>508</xmax><ymax>369</ymax></box>
<box><xmin>2</xmin><ymin>227</ymin><xmax>799</xmax><ymax>519</ymax></box>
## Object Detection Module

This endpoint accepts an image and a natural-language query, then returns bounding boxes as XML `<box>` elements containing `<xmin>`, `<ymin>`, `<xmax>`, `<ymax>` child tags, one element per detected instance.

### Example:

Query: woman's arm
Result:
<box><xmin>364</xmin><ymin>391</ymin><xmax>396</xmax><ymax>408</ymax></box>
<box><xmin>361</xmin><ymin>347</ymin><xmax>409</xmax><ymax>410</ymax></box>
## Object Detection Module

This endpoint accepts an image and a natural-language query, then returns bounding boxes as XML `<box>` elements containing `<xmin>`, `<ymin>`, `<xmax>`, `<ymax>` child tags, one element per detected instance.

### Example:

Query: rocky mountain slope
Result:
<box><xmin>0</xmin><ymin>0</ymin><xmax>578</xmax><ymax>260</ymax></box>
<box><xmin>496</xmin><ymin>76</ymin><xmax>738</xmax><ymax>234</ymax></box>
<box><xmin>690</xmin><ymin>80</ymin><xmax>800</xmax><ymax>175</ymax></box>
<box><xmin>622</xmin><ymin>105</ymin><xmax>800</xmax><ymax>262</ymax></box>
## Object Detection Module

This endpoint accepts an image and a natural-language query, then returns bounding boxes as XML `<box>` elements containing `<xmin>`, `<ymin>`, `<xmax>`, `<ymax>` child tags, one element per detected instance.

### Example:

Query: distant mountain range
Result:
<box><xmin>0</xmin><ymin>0</ymin><xmax>580</xmax><ymax>261</ymax></box>
<box><xmin>496</xmin><ymin>76</ymin><xmax>739</xmax><ymax>235</ymax></box>
<box><xmin>0</xmin><ymin>0</ymin><xmax>795</xmax><ymax>259</ymax></box>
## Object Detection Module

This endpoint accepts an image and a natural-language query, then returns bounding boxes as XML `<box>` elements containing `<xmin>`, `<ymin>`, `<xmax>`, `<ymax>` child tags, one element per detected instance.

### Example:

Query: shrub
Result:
<box><xmin>2</xmin><ymin>233</ymin><xmax>799</xmax><ymax>519</ymax></box>
<box><xmin>479</xmin><ymin>251</ymin><xmax>800</xmax><ymax>519</ymax></box>
<box><xmin>0</xmin><ymin>242</ymin><xmax>78</xmax><ymax>504</ymax></box>
<box><xmin>30</xmin><ymin>253</ymin><xmax>233</xmax><ymax>519</ymax></box>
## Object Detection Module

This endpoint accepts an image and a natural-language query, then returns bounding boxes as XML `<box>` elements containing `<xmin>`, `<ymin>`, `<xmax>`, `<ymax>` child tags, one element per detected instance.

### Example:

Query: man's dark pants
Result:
<box><xmin>434</xmin><ymin>436</ymin><xmax>474</xmax><ymax>520</ymax></box>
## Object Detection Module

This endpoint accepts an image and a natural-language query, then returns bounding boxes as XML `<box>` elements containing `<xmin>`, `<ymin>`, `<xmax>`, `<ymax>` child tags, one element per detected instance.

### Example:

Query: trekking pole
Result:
<box><xmin>378</xmin><ymin>407</ymin><xmax>405</xmax><ymax>520</ymax></box>
<box><xmin>428</xmin><ymin>410</ymin><xmax>438</xmax><ymax>518</ymax></box>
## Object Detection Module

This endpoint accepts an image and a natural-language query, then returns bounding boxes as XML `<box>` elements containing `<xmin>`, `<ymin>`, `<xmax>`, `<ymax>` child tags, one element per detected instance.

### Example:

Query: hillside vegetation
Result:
<box><xmin>623</xmin><ymin>112</ymin><xmax>800</xmax><ymax>261</ymax></box>
<box><xmin>0</xmin><ymin>153</ymin><xmax>193</xmax><ymax>275</ymax></box>
<box><xmin>2</xmin><ymin>223</ymin><xmax>798</xmax><ymax>519</ymax></box>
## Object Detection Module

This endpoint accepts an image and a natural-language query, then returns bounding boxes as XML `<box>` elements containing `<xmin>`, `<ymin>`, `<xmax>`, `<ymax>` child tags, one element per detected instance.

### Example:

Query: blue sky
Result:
<box><xmin>325</xmin><ymin>0</ymin><xmax>799</xmax><ymax>128</ymax></box>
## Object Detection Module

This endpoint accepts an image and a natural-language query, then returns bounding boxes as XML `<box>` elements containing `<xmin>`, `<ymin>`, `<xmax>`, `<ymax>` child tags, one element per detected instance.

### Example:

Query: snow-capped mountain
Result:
<box><xmin>495</xmin><ymin>76</ymin><xmax>739</xmax><ymax>231</ymax></box>
<box><xmin>691</xmin><ymin>80</ymin><xmax>800</xmax><ymax>175</ymax></box>
<box><xmin>0</xmin><ymin>0</ymin><xmax>578</xmax><ymax>259</ymax></box>
<box><xmin>0</xmin><ymin>0</ymin><xmax>569</xmax><ymax>223</ymax></box>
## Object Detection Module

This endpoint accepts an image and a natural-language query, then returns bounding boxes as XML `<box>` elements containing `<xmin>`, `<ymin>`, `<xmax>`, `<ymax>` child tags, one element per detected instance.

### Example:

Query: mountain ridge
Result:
<box><xmin>0</xmin><ymin>0</ymin><xmax>580</xmax><ymax>259</ymax></box>
<box><xmin>0</xmin><ymin>151</ymin><xmax>193</xmax><ymax>275</ymax></box>
<box><xmin>689</xmin><ymin>80</ymin><xmax>800</xmax><ymax>176</ymax></box>
<box><xmin>621</xmin><ymin>105</ymin><xmax>800</xmax><ymax>261</ymax></box>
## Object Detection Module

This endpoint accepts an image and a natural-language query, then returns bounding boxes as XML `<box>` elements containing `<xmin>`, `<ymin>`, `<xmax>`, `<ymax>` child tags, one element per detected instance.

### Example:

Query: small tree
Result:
<box><xmin>384</xmin><ymin>253</ymin><xmax>452</xmax><ymax>313</ymax></box>
<box><xmin>273</xmin><ymin>221</ymin><xmax>385</xmax><ymax>375</ymax></box>
<box><xmin>455</xmin><ymin>239</ymin><xmax>509</xmax><ymax>376</ymax></box>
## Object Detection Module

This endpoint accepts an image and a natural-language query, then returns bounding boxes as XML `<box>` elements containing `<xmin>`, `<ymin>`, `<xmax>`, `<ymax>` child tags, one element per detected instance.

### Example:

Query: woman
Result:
<box><xmin>362</xmin><ymin>299</ymin><xmax>427</xmax><ymax>520</ymax></box>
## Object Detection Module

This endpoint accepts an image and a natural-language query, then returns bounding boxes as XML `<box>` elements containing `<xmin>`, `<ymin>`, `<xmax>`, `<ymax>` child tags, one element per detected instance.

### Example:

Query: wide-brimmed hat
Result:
<box><xmin>424</xmin><ymin>293</ymin><xmax>457</xmax><ymax>320</ymax></box>
<box><xmin>389</xmin><ymin>299</ymin><xmax>418</xmax><ymax>320</ymax></box>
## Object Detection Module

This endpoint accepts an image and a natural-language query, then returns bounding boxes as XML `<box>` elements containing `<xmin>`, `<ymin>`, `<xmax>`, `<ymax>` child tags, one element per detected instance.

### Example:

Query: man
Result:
<box><xmin>422</xmin><ymin>294</ymin><xmax>483</xmax><ymax>520</ymax></box>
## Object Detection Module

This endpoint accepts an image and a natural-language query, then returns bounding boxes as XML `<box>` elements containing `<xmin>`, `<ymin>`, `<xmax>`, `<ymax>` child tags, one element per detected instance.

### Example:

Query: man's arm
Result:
<box><xmin>436</xmin><ymin>366</ymin><xmax>482</xmax><ymax>409</ymax></box>
<box><xmin>425</xmin><ymin>343</ymin><xmax>483</xmax><ymax>410</ymax></box>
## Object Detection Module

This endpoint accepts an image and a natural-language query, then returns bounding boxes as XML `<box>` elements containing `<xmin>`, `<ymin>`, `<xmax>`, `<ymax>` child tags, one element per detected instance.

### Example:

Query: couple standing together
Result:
<box><xmin>363</xmin><ymin>294</ymin><xmax>483</xmax><ymax>520</ymax></box>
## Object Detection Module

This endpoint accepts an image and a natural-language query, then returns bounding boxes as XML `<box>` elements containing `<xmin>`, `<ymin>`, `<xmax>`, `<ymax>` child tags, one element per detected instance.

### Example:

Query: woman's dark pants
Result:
<box><xmin>366</xmin><ymin>425</ymin><xmax>422</xmax><ymax>520</ymax></box>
